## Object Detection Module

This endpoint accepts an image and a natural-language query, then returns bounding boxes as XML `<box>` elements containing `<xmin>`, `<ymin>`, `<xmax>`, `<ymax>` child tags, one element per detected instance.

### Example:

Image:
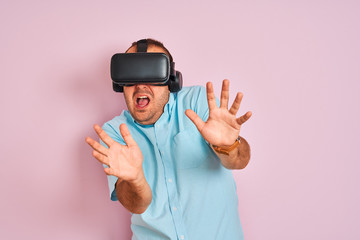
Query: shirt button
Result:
<box><xmin>172</xmin><ymin>207</ymin><xmax>177</xmax><ymax>211</ymax></box>
<box><xmin>168</xmin><ymin>178</ymin><xmax>173</xmax><ymax>183</ymax></box>
<box><xmin>180</xmin><ymin>235</ymin><xmax>184</xmax><ymax>239</ymax></box>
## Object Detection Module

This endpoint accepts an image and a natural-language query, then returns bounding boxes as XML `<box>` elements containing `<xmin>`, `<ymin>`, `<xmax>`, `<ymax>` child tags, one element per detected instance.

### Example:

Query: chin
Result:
<box><xmin>133</xmin><ymin>115</ymin><xmax>153</xmax><ymax>125</ymax></box>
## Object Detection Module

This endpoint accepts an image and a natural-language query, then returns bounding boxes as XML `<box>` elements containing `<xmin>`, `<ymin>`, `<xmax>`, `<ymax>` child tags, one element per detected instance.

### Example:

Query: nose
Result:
<box><xmin>134</xmin><ymin>84</ymin><xmax>150</xmax><ymax>89</ymax></box>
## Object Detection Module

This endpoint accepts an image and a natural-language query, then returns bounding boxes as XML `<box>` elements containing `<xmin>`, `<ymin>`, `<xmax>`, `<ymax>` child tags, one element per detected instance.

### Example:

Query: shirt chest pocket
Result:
<box><xmin>173</xmin><ymin>130</ymin><xmax>212</xmax><ymax>169</ymax></box>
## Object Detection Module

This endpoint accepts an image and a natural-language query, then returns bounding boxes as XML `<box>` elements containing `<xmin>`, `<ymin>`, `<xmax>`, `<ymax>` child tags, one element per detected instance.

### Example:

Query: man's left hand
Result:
<box><xmin>185</xmin><ymin>79</ymin><xmax>252</xmax><ymax>147</ymax></box>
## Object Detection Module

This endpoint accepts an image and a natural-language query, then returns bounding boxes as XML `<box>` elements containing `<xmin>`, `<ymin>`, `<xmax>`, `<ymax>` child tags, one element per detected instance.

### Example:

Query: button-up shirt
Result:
<box><xmin>102</xmin><ymin>86</ymin><xmax>244</xmax><ymax>240</ymax></box>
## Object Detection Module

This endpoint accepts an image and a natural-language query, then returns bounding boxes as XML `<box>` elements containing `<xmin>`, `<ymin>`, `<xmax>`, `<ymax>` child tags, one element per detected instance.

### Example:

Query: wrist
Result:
<box><xmin>128</xmin><ymin>169</ymin><xmax>148</xmax><ymax>186</ymax></box>
<box><xmin>116</xmin><ymin>168</ymin><xmax>146</xmax><ymax>187</ymax></box>
<box><xmin>212</xmin><ymin>136</ymin><xmax>241</xmax><ymax>155</ymax></box>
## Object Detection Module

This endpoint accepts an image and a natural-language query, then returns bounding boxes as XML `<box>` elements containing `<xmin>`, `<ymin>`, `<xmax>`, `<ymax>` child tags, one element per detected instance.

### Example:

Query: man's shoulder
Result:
<box><xmin>102</xmin><ymin>111</ymin><xmax>128</xmax><ymax>132</ymax></box>
<box><xmin>178</xmin><ymin>85</ymin><xmax>206</xmax><ymax>96</ymax></box>
<box><xmin>175</xmin><ymin>85</ymin><xmax>206</xmax><ymax>103</ymax></box>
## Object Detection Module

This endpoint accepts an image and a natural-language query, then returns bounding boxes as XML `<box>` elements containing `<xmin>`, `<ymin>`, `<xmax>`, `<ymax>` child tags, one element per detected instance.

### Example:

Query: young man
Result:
<box><xmin>86</xmin><ymin>39</ymin><xmax>252</xmax><ymax>240</ymax></box>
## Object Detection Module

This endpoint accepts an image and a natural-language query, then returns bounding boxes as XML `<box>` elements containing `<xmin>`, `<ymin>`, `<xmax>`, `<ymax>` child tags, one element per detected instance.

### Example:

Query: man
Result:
<box><xmin>86</xmin><ymin>39</ymin><xmax>252</xmax><ymax>240</ymax></box>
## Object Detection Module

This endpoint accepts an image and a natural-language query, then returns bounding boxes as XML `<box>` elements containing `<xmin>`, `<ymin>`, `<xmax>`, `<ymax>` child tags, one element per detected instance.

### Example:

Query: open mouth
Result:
<box><xmin>136</xmin><ymin>96</ymin><xmax>150</xmax><ymax>108</ymax></box>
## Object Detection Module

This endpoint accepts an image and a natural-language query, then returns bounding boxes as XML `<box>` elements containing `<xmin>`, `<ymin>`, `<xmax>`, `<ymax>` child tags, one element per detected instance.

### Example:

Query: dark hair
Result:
<box><xmin>125</xmin><ymin>38</ymin><xmax>173</xmax><ymax>62</ymax></box>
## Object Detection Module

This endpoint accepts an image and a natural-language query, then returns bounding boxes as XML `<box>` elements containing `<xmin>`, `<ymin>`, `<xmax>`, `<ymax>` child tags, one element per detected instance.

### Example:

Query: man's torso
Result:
<box><xmin>102</xmin><ymin>86</ymin><xmax>244</xmax><ymax>240</ymax></box>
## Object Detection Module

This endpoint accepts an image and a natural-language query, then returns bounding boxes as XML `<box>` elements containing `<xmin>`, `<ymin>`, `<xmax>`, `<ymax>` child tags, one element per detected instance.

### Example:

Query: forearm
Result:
<box><xmin>212</xmin><ymin>136</ymin><xmax>251</xmax><ymax>169</ymax></box>
<box><xmin>115</xmin><ymin>172</ymin><xmax>152</xmax><ymax>214</ymax></box>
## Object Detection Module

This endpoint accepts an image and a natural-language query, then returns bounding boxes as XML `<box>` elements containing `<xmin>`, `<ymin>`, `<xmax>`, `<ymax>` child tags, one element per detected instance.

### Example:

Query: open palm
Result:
<box><xmin>185</xmin><ymin>80</ymin><xmax>252</xmax><ymax>147</ymax></box>
<box><xmin>86</xmin><ymin>124</ymin><xmax>143</xmax><ymax>182</ymax></box>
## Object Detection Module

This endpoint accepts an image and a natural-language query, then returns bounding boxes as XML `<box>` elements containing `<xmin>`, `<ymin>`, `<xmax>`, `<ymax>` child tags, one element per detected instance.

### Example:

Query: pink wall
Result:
<box><xmin>1</xmin><ymin>0</ymin><xmax>359</xmax><ymax>239</ymax></box>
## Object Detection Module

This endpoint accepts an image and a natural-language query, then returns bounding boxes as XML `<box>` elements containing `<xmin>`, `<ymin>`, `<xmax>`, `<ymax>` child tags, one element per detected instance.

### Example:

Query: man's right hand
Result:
<box><xmin>85</xmin><ymin>124</ymin><xmax>144</xmax><ymax>184</ymax></box>
<box><xmin>86</xmin><ymin>124</ymin><xmax>152</xmax><ymax>213</ymax></box>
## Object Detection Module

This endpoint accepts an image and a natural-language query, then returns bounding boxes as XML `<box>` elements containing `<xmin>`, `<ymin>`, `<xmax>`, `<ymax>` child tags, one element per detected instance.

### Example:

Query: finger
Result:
<box><xmin>92</xmin><ymin>150</ymin><xmax>110</xmax><ymax>166</ymax></box>
<box><xmin>236</xmin><ymin>111</ymin><xmax>252</xmax><ymax>125</ymax></box>
<box><xmin>85</xmin><ymin>137</ymin><xmax>109</xmax><ymax>156</ymax></box>
<box><xmin>206</xmin><ymin>82</ymin><xmax>217</xmax><ymax>111</ymax></box>
<box><xmin>229</xmin><ymin>92</ymin><xmax>243</xmax><ymax>115</ymax></box>
<box><xmin>185</xmin><ymin>109</ymin><xmax>205</xmax><ymax>132</ymax></box>
<box><xmin>104</xmin><ymin>167</ymin><xmax>116</xmax><ymax>176</ymax></box>
<box><xmin>119</xmin><ymin>124</ymin><xmax>137</xmax><ymax>147</ymax></box>
<box><xmin>220</xmin><ymin>79</ymin><xmax>229</xmax><ymax>109</ymax></box>
<box><xmin>94</xmin><ymin>124</ymin><xmax>115</xmax><ymax>147</ymax></box>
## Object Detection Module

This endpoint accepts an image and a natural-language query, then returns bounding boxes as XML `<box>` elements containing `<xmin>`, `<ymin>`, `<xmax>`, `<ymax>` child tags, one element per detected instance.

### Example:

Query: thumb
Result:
<box><xmin>185</xmin><ymin>109</ymin><xmax>205</xmax><ymax>132</ymax></box>
<box><xmin>119</xmin><ymin>123</ymin><xmax>137</xmax><ymax>147</ymax></box>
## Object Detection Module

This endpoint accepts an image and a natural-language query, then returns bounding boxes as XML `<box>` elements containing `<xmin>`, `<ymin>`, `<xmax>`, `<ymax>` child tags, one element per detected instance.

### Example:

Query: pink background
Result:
<box><xmin>1</xmin><ymin>0</ymin><xmax>359</xmax><ymax>239</ymax></box>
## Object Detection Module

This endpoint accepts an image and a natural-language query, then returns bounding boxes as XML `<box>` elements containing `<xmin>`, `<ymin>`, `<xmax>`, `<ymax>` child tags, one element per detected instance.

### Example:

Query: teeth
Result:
<box><xmin>138</xmin><ymin>96</ymin><xmax>148</xmax><ymax>99</ymax></box>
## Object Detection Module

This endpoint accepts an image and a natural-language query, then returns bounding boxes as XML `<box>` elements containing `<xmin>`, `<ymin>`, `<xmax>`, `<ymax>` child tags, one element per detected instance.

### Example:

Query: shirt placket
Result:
<box><xmin>154</xmin><ymin>120</ymin><xmax>188</xmax><ymax>240</ymax></box>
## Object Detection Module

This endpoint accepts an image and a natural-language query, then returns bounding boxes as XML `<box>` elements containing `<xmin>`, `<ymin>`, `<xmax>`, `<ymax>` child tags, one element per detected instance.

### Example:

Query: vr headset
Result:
<box><xmin>111</xmin><ymin>39</ymin><xmax>183</xmax><ymax>92</ymax></box>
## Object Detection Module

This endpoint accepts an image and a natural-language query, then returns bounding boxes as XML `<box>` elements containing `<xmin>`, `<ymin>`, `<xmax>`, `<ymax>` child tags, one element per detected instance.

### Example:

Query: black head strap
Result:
<box><xmin>137</xmin><ymin>39</ymin><xmax>148</xmax><ymax>52</ymax></box>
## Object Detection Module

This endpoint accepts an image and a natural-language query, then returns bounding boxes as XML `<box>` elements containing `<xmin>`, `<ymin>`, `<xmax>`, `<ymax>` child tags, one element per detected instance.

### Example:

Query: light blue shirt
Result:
<box><xmin>102</xmin><ymin>86</ymin><xmax>244</xmax><ymax>240</ymax></box>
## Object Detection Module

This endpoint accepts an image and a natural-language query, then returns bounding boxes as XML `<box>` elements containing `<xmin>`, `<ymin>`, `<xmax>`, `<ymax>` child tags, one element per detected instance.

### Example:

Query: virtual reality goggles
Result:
<box><xmin>110</xmin><ymin>40</ymin><xmax>183</xmax><ymax>92</ymax></box>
